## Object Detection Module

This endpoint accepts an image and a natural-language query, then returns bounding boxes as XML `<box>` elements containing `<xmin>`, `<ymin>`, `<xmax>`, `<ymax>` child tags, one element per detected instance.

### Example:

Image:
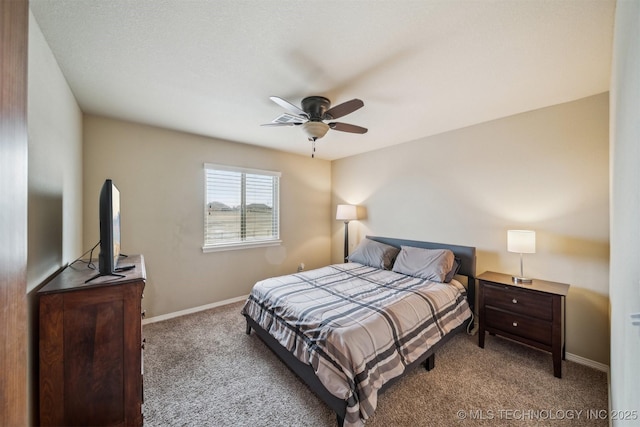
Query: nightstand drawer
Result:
<box><xmin>485</xmin><ymin>307</ymin><xmax>552</xmax><ymax>345</ymax></box>
<box><xmin>482</xmin><ymin>282</ymin><xmax>553</xmax><ymax>320</ymax></box>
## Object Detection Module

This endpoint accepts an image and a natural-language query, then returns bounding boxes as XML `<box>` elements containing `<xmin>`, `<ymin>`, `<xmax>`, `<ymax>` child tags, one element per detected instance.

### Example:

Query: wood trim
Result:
<box><xmin>0</xmin><ymin>0</ymin><xmax>29</xmax><ymax>425</ymax></box>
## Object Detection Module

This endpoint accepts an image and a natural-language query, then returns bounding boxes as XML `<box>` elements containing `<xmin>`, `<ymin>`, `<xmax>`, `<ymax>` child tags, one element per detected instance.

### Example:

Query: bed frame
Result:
<box><xmin>243</xmin><ymin>236</ymin><xmax>476</xmax><ymax>426</ymax></box>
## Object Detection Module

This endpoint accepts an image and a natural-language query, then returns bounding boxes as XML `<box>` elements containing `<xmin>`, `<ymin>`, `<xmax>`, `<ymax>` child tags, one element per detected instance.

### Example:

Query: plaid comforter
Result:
<box><xmin>241</xmin><ymin>262</ymin><xmax>472</xmax><ymax>426</ymax></box>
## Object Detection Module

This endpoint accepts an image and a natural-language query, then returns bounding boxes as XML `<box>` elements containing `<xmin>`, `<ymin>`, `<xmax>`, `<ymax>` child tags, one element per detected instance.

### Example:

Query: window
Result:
<box><xmin>203</xmin><ymin>163</ymin><xmax>281</xmax><ymax>251</ymax></box>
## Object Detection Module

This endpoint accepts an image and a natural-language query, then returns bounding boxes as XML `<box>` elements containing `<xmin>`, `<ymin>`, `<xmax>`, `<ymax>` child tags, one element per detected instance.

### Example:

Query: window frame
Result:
<box><xmin>202</xmin><ymin>163</ymin><xmax>281</xmax><ymax>252</ymax></box>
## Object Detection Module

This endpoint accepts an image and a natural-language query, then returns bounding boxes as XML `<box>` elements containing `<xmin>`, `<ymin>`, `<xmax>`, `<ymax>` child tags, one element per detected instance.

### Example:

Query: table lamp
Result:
<box><xmin>507</xmin><ymin>230</ymin><xmax>536</xmax><ymax>284</ymax></box>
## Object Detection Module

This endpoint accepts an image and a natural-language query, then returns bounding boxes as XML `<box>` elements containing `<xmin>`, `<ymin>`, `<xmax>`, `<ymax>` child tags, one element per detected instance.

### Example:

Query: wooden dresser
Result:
<box><xmin>477</xmin><ymin>271</ymin><xmax>569</xmax><ymax>378</ymax></box>
<box><xmin>39</xmin><ymin>255</ymin><xmax>146</xmax><ymax>426</ymax></box>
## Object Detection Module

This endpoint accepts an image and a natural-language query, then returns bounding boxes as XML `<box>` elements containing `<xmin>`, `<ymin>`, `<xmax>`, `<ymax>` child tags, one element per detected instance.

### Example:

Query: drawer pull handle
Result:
<box><xmin>512</xmin><ymin>298</ymin><xmax>518</xmax><ymax>304</ymax></box>
<box><xmin>512</xmin><ymin>322</ymin><xmax>518</xmax><ymax>327</ymax></box>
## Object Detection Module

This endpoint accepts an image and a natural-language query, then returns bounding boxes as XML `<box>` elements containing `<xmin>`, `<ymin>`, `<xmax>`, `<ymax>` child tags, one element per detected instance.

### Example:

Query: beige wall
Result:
<box><xmin>609</xmin><ymin>0</ymin><xmax>640</xmax><ymax>416</ymax></box>
<box><xmin>332</xmin><ymin>93</ymin><xmax>610</xmax><ymax>365</ymax></box>
<box><xmin>27</xmin><ymin>10</ymin><xmax>83</xmax><ymax>291</ymax></box>
<box><xmin>83</xmin><ymin>116</ymin><xmax>332</xmax><ymax>318</ymax></box>
<box><xmin>27</xmin><ymin>10</ymin><xmax>84</xmax><ymax>424</ymax></box>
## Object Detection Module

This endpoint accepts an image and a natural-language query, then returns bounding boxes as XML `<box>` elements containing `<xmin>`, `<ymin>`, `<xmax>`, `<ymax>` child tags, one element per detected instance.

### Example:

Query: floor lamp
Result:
<box><xmin>336</xmin><ymin>204</ymin><xmax>358</xmax><ymax>262</ymax></box>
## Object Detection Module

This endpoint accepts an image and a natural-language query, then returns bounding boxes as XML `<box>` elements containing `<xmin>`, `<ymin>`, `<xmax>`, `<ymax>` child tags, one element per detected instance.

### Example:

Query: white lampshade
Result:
<box><xmin>336</xmin><ymin>204</ymin><xmax>358</xmax><ymax>221</ymax></box>
<box><xmin>507</xmin><ymin>230</ymin><xmax>536</xmax><ymax>254</ymax></box>
<box><xmin>302</xmin><ymin>121</ymin><xmax>330</xmax><ymax>140</ymax></box>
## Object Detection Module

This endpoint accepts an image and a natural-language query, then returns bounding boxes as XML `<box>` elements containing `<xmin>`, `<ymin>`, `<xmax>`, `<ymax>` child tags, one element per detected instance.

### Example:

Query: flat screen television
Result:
<box><xmin>98</xmin><ymin>178</ymin><xmax>121</xmax><ymax>275</ymax></box>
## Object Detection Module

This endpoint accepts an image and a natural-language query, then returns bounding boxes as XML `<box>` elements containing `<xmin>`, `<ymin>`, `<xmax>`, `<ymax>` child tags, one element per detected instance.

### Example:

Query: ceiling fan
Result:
<box><xmin>262</xmin><ymin>96</ymin><xmax>368</xmax><ymax>150</ymax></box>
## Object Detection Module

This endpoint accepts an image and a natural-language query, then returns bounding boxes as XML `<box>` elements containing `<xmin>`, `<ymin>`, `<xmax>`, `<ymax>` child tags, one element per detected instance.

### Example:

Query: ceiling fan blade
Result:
<box><xmin>261</xmin><ymin>112</ymin><xmax>306</xmax><ymax>127</ymax></box>
<box><xmin>271</xmin><ymin>112</ymin><xmax>307</xmax><ymax>124</ymax></box>
<box><xmin>323</xmin><ymin>99</ymin><xmax>364</xmax><ymax>120</ymax></box>
<box><xmin>329</xmin><ymin>122</ymin><xmax>368</xmax><ymax>134</ymax></box>
<box><xmin>260</xmin><ymin>122</ymin><xmax>303</xmax><ymax>127</ymax></box>
<box><xmin>269</xmin><ymin>96</ymin><xmax>308</xmax><ymax>118</ymax></box>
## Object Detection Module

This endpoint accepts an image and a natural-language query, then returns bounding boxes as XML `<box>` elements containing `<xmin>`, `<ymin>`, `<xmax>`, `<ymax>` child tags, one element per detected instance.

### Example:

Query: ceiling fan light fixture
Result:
<box><xmin>302</xmin><ymin>121</ymin><xmax>330</xmax><ymax>141</ymax></box>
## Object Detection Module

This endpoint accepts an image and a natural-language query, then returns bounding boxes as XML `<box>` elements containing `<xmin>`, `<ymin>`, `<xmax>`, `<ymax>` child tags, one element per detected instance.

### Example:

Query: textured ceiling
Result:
<box><xmin>30</xmin><ymin>0</ymin><xmax>615</xmax><ymax>160</ymax></box>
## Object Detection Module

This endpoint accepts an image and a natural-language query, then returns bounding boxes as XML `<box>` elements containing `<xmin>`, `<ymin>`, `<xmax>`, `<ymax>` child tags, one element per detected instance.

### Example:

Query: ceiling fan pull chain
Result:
<box><xmin>311</xmin><ymin>140</ymin><xmax>316</xmax><ymax>158</ymax></box>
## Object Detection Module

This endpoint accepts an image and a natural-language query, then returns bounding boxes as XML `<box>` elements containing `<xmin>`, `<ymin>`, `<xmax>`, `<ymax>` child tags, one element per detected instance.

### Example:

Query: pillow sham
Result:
<box><xmin>348</xmin><ymin>238</ymin><xmax>400</xmax><ymax>270</ymax></box>
<box><xmin>392</xmin><ymin>246</ymin><xmax>455</xmax><ymax>282</ymax></box>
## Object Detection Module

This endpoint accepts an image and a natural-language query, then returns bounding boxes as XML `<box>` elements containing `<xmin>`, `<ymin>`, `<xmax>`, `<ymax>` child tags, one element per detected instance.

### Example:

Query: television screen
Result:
<box><xmin>98</xmin><ymin>179</ymin><xmax>121</xmax><ymax>275</ymax></box>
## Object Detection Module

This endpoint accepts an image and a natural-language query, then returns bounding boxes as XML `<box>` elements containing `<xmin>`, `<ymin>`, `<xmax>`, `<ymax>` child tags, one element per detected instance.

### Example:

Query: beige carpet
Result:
<box><xmin>142</xmin><ymin>301</ymin><xmax>608</xmax><ymax>426</ymax></box>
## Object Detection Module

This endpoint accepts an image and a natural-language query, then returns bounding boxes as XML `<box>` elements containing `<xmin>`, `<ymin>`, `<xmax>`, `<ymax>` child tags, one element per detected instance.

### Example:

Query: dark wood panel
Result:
<box><xmin>483</xmin><ymin>282</ymin><xmax>553</xmax><ymax>320</ymax></box>
<box><xmin>123</xmin><ymin>282</ymin><xmax>144</xmax><ymax>425</ymax></box>
<box><xmin>485</xmin><ymin>307</ymin><xmax>552</xmax><ymax>346</ymax></box>
<box><xmin>64</xmin><ymin>299</ymin><xmax>125</xmax><ymax>426</ymax></box>
<box><xmin>0</xmin><ymin>0</ymin><xmax>29</xmax><ymax>425</ymax></box>
<box><xmin>477</xmin><ymin>271</ymin><xmax>569</xmax><ymax>296</ymax></box>
<box><xmin>39</xmin><ymin>256</ymin><xmax>146</xmax><ymax>426</ymax></box>
<box><xmin>39</xmin><ymin>295</ymin><xmax>65</xmax><ymax>426</ymax></box>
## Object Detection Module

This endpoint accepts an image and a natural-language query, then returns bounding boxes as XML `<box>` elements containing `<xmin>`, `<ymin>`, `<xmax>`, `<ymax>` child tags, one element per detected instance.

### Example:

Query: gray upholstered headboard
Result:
<box><xmin>366</xmin><ymin>235</ymin><xmax>476</xmax><ymax>310</ymax></box>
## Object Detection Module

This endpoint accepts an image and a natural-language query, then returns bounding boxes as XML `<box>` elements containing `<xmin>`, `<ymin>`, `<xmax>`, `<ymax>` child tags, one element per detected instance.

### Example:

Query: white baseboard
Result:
<box><xmin>142</xmin><ymin>294</ymin><xmax>249</xmax><ymax>325</ymax></box>
<box><xmin>565</xmin><ymin>352</ymin><xmax>610</xmax><ymax>373</ymax></box>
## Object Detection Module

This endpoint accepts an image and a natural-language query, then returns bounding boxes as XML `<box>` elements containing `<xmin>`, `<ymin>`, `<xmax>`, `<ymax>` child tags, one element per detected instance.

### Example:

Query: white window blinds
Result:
<box><xmin>204</xmin><ymin>163</ymin><xmax>280</xmax><ymax>250</ymax></box>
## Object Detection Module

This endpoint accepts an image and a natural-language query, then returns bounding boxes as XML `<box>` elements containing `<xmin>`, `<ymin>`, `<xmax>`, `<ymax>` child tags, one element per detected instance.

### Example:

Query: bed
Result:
<box><xmin>241</xmin><ymin>236</ymin><xmax>476</xmax><ymax>426</ymax></box>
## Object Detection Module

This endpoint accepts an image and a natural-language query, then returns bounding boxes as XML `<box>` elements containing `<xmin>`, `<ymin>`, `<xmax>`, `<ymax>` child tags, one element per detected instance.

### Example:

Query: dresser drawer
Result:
<box><xmin>485</xmin><ymin>307</ymin><xmax>552</xmax><ymax>345</ymax></box>
<box><xmin>482</xmin><ymin>282</ymin><xmax>553</xmax><ymax>320</ymax></box>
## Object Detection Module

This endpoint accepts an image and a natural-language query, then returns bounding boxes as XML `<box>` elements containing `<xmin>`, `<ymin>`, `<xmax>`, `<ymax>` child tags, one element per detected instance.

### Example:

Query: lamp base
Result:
<box><xmin>512</xmin><ymin>276</ymin><xmax>533</xmax><ymax>284</ymax></box>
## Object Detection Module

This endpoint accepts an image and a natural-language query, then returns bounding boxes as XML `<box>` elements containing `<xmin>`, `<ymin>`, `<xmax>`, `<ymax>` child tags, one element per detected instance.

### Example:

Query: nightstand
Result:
<box><xmin>477</xmin><ymin>271</ymin><xmax>569</xmax><ymax>378</ymax></box>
